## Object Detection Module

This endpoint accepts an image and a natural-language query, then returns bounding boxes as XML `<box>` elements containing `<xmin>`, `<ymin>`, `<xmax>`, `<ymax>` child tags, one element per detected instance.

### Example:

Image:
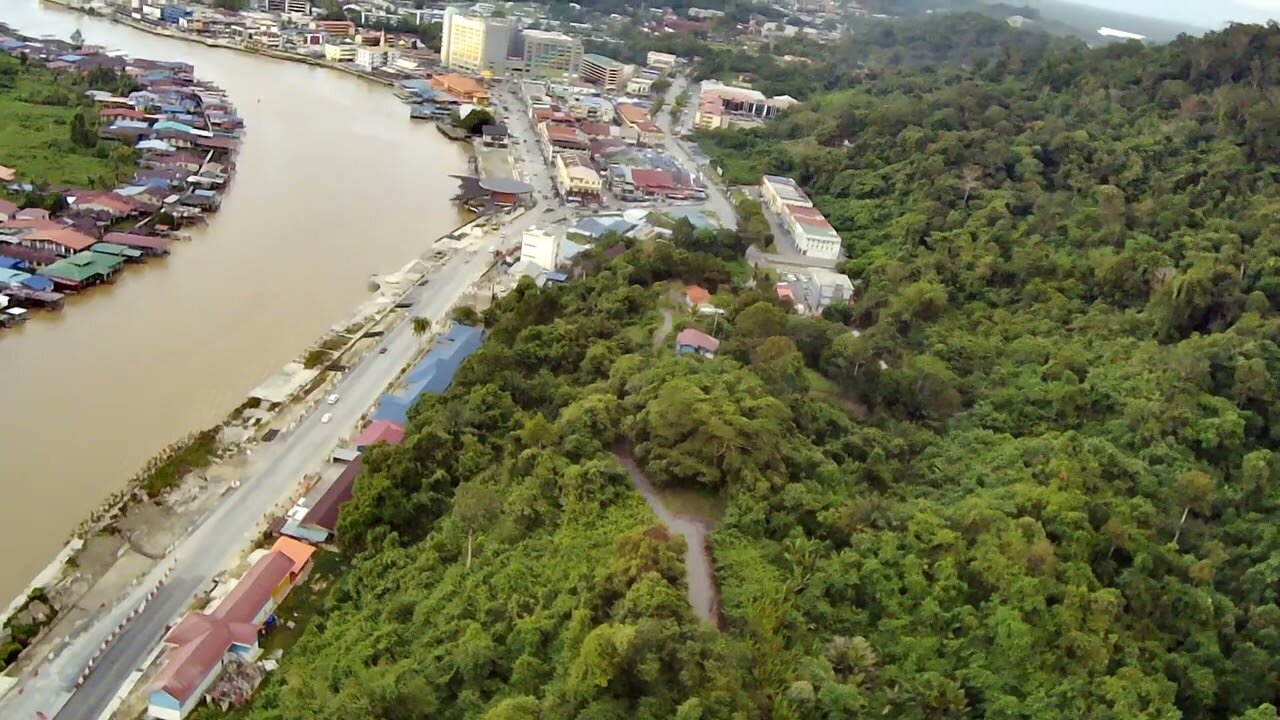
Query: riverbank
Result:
<box><xmin>44</xmin><ymin>0</ymin><xmax>397</xmax><ymax>88</ymax></box>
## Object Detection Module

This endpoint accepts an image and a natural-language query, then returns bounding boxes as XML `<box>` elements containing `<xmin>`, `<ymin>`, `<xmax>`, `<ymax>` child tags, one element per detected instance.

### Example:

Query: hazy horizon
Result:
<box><xmin>1064</xmin><ymin>0</ymin><xmax>1279</xmax><ymax>28</ymax></box>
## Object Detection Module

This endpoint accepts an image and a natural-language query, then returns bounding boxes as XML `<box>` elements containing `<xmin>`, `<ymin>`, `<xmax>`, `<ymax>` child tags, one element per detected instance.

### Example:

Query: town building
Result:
<box><xmin>693</xmin><ymin>80</ymin><xmax>798</xmax><ymax>130</ymax></box>
<box><xmin>432</xmin><ymin>73</ymin><xmax>490</xmax><ymax>104</ymax></box>
<box><xmin>615</xmin><ymin>103</ymin><xmax>663</xmax><ymax>146</ymax></box>
<box><xmin>257</xmin><ymin>0</ymin><xmax>310</xmax><ymax>14</ymax></box>
<box><xmin>281</xmin><ymin>458</ymin><xmax>362</xmax><ymax>544</ymax></box>
<box><xmin>312</xmin><ymin>19</ymin><xmax>356</xmax><ymax>36</ymax></box>
<box><xmin>760</xmin><ymin>175</ymin><xmax>841</xmax><ymax>260</ymax></box>
<box><xmin>798</xmin><ymin>267</ymin><xmax>855</xmax><ymax>314</ymax></box>
<box><xmin>580</xmin><ymin>53</ymin><xmax>625</xmax><ymax>91</ymax></box>
<box><xmin>354</xmin><ymin>44</ymin><xmax>391</xmax><ymax>72</ymax></box>
<box><xmin>519</xmin><ymin>29</ymin><xmax>582</xmax><ymax>79</ymax></box>
<box><xmin>440</xmin><ymin>8</ymin><xmax>513</xmax><ymax>75</ymax></box>
<box><xmin>646</xmin><ymin>51</ymin><xmax>678</xmax><ymax>71</ymax></box>
<box><xmin>372</xmin><ymin>324</ymin><xmax>486</xmax><ymax>424</ymax></box>
<box><xmin>147</xmin><ymin>549</ymin><xmax>306</xmax><ymax>720</ymax></box>
<box><xmin>555</xmin><ymin>151</ymin><xmax>602</xmax><ymax>202</ymax></box>
<box><xmin>38</xmin><ymin>251</ymin><xmax>124</xmax><ymax>290</ymax></box>
<box><xmin>521</xmin><ymin>226</ymin><xmax>560</xmax><ymax>271</ymax></box>
<box><xmin>626</xmin><ymin>75</ymin><xmax>655</xmax><ymax>95</ymax></box>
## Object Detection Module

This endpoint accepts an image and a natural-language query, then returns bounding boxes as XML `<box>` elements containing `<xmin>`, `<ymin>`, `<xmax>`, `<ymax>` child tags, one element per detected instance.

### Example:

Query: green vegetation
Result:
<box><xmin>138</xmin><ymin>428</ymin><xmax>221</xmax><ymax>497</ymax></box>
<box><xmin>302</xmin><ymin>348</ymin><xmax>329</xmax><ymax>369</ymax></box>
<box><xmin>0</xmin><ymin>54</ymin><xmax>139</xmax><ymax>189</ymax></box>
<box><xmin>220</xmin><ymin>16</ymin><xmax>1280</xmax><ymax>720</ymax></box>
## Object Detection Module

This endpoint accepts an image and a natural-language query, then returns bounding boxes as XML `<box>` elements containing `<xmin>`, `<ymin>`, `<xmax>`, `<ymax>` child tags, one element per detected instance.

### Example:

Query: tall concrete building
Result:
<box><xmin>259</xmin><ymin>0</ymin><xmax>310</xmax><ymax>13</ymax></box>
<box><xmin>519</xmin><ymin>30</ymin><xmax>583</xmax><ymax>79</ymax></box>
<box><xmin>441</xmin><ymin>7</ymin><xmax>514</xmax><ymax>75</ymax></box>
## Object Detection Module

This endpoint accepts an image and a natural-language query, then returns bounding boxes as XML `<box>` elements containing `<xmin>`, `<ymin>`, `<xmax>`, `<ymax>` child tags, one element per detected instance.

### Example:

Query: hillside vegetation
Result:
<box><xmin>232</xmin><ymin>18</ymin><xmax>1280</xmax><ymax>720</ymax></box>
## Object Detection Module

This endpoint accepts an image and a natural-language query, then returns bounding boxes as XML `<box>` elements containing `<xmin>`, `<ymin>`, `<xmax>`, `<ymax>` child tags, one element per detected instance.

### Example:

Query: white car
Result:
<box><xmin>326</xmin><ymin>394</ymin><xmax>339</xmax><ymax>405</ymax></box>
<box><xmin>320</xmin><ymin>413</ymin><xmax>333</xmax><ymax>424</ymax></box>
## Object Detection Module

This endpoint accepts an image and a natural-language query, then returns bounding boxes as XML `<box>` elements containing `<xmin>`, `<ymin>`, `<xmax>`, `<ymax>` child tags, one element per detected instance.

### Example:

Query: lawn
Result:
<box><xmin>0</xmin><ymin>56</ymin><xmax>132</xmax><ymax>189</ymax></box>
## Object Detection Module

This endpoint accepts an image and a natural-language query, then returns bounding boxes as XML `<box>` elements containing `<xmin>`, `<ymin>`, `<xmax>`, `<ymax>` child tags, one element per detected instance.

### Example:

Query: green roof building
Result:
<box><xmin>38</xmin><ymin>251</ymin><xmax>125</xmax><ymax>289</ymax></box>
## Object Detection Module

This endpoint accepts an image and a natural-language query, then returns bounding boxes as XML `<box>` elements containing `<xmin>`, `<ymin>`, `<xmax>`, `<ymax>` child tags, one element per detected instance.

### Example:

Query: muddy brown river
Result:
<box><xmin>0</xmin><ymin>1</ymin><xmax>468</xmax><ymax>601</ymax></box>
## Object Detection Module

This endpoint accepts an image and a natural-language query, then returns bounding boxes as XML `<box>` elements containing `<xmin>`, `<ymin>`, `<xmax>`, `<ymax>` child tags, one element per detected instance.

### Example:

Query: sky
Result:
<box><xmin>1068</xmin><ymin>0</ymin><xmax>1280</xmax><ymax>28</ymax></box>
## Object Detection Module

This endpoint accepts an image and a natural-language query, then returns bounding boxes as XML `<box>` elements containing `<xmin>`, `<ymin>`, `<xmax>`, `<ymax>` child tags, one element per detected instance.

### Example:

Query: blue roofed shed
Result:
<box><xmin>372</xmin><ymin>324</ymin><xmax>485</xmax><ymax>424</ymax></box>
<box><xmin>0</xmin><ymin>257</ymin><xmax>23</xmax><ymax>270</ymax></box>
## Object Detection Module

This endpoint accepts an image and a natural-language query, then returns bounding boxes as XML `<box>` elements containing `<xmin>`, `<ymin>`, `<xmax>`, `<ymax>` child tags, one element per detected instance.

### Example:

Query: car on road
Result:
<box><xmin>379</xmin><ymin>347</ymin><xmax>388</xmax><ymax>354</ymax></box>
<box><xmin>320</xmin><ymin>413</ymin><xmax>333</xmax><ymax>424</ymax></box>
<box><xmin>326</xmin><ymin>394</ymin><xmax>339</xmax><ymax>405</ymax></box>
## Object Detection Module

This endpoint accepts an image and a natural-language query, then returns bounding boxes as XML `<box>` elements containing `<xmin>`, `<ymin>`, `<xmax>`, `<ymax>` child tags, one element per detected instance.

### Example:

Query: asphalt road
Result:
<box><xmin>0</xmin><ymin>241</ymin><xmax>501</xmax><ymax>720</ymax></box>
<box><xmin>657</xmin><ymin>77</ymin><xmax>739</xmax><ymax>231</ymax></box>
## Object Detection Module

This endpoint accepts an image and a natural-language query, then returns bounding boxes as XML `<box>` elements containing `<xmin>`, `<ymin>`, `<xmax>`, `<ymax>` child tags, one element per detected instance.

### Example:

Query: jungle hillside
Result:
<box><xmin>230</xmin><ymin>17</ymin><xmax>1280</xmax><ymax>720</ymax></box>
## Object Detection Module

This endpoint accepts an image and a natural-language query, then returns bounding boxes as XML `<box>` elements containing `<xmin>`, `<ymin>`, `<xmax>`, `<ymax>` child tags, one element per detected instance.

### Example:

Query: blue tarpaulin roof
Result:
<box><xmin>371</xmin><ymin>324</ymin><xmax>485</xmax><ymax>424</ymax></box>
<box><xmin>0</xmin><ymin>257</ymin><xmax>23</xmax><ymax>270</ymax></box>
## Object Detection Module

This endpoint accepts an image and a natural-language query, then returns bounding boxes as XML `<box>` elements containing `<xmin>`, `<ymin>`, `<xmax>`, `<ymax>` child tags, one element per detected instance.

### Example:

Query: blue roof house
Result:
<box><xmin>372</xmin><ymin>324</ymin><xmax>485</xmax><ymax>424</ymax></box>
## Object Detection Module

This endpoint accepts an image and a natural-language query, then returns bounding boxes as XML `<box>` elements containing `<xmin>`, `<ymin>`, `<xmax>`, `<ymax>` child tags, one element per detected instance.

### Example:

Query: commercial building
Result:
<box><xmin>693</xmin><ymin>80</ymin><xmax>798</xmax><ymax>130</ymax></box>
<box><xmin>521</xmin><ymin>226</ymin><xmax>560</xmax><ymax>270</ymax></box>
<box><xmin>760</xmin><ymin>175</ymin><xmax>841</xmax><ymax>260</ymax></box>
<box><xmin>147</xmin><ymin>545</ymin><xmax>312</xmax><ymax>720</ymax></box>
<box><xmin>626</xmin><ymin>75</ymin><xmax>655</xmax><ymax>95</ymax></box>
<box><xmin>520</xmin><ymin>30</ymin><xmax>583</xmax><ymax>79</ymax></box>
<box><xmin>257</xmin><ymin>0</ymin><xmax>309</xmax><ymax>14</ymax></box>
<box><xmin>323</xmin><ymin>42</ymin><xmax>357</xmax><ymax>62</ymax></box>
<box><xmin>798</xmin><ymin>267</ymin><xmax>855</xmax><ymax>314</ymax></box>
<box><xmin>555</xmin><ymin>151</ymin><xmax>602</xmax><ymax>201</ymax></box>
<box><xmin>580</xmin><ymin>53</ymin><xmax>625</xmax><ymax>91</ymax></box>
<box><xmin>646</xmin><ymin>51</ymin><xmax>678</xmax><ymax>71</ymax></box>
<box><xmin>440</xmin><ymin>8</ymin><xmax>513</xmax><ymax>75</ymax></box>
<box><xmin>760</xmin><ymin>174</ymin><xmax>811</xmax><ymax>213</ymax></box>
<box><xmin>354</xmin><ymin>45</ymin><xmax>391</xmax><ymax>72</ymax></box>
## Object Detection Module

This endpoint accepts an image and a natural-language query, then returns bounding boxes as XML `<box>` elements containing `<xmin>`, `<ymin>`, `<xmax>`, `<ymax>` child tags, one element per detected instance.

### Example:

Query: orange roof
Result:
<box><xmin>434</xmin><ymin>73</ymin><xmax>486</xmax><ymax>98</ymax></box>
<box><xmin>28</xmin><ymin>228</ymin><xmax>98</xmax><ymax>253</ymax></box>
<box><xmin>616</xmin><ymin>104</ymin><xmax>650</xmax><ymax>124</ymax></box>
<box><xmin>270</xmin><ymin>537</ymin><xmax>316</xmax><ymax>577</ymax></box>
<box><xmin>685</xmin><ymin>284</ymin><xmax>711</xmax><ymax>305</ymax></box>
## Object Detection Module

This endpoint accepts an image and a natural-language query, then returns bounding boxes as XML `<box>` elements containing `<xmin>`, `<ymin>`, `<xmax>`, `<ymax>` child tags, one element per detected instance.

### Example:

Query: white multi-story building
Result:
<box><xmin>694</xmin><ymin>80</ymin><xmax>798</xmax><ymax>130</ymax></box>
<box><xmin>354</xmin><ymin>45</ymin><xmax>391</xmax><ymax>72</ymax></box>
<box><xmin>646</xmin><ymin>51</ymin><xmax>678</xmax><ymax>71</ymax></box>
<box><xmin>521</xmin><ymin>226</ymin><xmax>560</xmax><ymax>270</ymax></box>
<box><xmin>441</xmin><ymin>8</ymin><xmax>514</xmax><ymax>75</ymax></box>
<box><xmin>799</xmin><ymin>267</ymin><xmax>855</xmax><ymax>313</ymax></box>
<box><xmin>760</xmin><ymin>175</ymin><xmax>841</xmax><ymax>260</ymax></box>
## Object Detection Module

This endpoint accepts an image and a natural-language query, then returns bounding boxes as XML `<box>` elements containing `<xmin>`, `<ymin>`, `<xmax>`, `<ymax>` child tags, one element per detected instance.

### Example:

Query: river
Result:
<box><xmin>0</xmin><ymin>1</ymin><xmax>468</xmax><ymax>602</ymax></box>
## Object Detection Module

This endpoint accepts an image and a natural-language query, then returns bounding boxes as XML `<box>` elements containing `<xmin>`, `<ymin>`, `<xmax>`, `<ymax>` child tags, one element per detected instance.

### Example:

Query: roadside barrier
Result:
<box><xmin>74</xmin><ymin>558</ymin><xmax>177</xmax><ymax>689</ymax></box>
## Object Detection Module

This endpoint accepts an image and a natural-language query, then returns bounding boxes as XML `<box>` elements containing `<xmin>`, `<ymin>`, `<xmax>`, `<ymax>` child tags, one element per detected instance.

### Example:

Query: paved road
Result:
<box><xmin>0</xmin><ymin>239</ymin><xmax>504</xmax><ymax>720</ymax></box>
<box><xmin>656</xmin><ymin>77</ymin><xmax>738</xmax><ymax>231</ymax></box>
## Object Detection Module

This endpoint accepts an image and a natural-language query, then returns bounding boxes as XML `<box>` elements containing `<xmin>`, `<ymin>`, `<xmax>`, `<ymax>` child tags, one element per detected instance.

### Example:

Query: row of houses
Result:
<box><xmin>759</xmin><ymin>174</ymin><xmax>842</xmax><ymax>261</ymax></box>
<box><xmin>0</xmin><ymin>28</ymin><xmax>241</xmax><ymax>326</ymax></box>
<box><xmin>520</xmin><ymin>83</ymin><xmax>710</xmax><ymax>204</ymax></box>
<box><xmin>148</xmin><ymin>324</ymin><xmax>487</xmax><ymax>719</ymax></box>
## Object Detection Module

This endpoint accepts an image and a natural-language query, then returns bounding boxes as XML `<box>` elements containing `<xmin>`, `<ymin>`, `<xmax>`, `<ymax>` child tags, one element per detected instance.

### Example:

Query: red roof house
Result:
<box><xmin>355</xmin><ymin>420</ymin><xmax>405</xmax><ymax>450</ymax></box>
<box><xmin>0</xmin><ymin>164</ymin><xmax>15</xmax><ymax>182</ymax></box>
<box><xmin>684</xmin><ymin>284</ymin><xmax>711</xmax><ymax>307</ymax></box>
<box><xmin>0</xmin><ymin>199</ymin><xmax>18</xmax><ymax>220</ymax></box>
<box><xmin>676</xmin><ymin>327</ymin><xmax>720</xmax><ymax>356</ymax></box>
<box><xmin>148</xmin><ymin>551</ymin><xmax>296</xmax><ymax>718</ymax></box>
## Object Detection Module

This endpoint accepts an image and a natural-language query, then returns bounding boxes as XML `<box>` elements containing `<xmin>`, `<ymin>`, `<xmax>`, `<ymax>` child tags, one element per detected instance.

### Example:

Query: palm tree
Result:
<box><xmin>411</xmin><ymin>316</ymin><xmax>431</xmax><ymax>337</ymax></box>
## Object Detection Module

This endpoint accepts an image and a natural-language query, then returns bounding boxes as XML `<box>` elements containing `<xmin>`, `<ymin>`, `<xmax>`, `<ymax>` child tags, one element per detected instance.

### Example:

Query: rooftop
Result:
<box><xmin>676</xmin><ymin>327</ymin><xmax>720</xmax><ymax>353</ymax></box>
<box><xmin>582</xmin><ymin>52</ymin><xmax>622</xmax><ymax>69</ymax></box>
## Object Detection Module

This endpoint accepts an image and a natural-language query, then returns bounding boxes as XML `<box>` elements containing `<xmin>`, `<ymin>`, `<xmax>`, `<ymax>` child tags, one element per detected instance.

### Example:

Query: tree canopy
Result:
<box><xmin>222</xmin><ymin>17</ymin><xmax>1280</xmax><ymax>720</ymax></box>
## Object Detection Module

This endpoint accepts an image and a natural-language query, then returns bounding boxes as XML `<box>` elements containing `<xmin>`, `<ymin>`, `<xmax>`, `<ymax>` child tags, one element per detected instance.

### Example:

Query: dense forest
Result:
<box><xmin>230</xmin><ymin>16</ymin><xmax>1280</xmax><ymax>720</ymax></box>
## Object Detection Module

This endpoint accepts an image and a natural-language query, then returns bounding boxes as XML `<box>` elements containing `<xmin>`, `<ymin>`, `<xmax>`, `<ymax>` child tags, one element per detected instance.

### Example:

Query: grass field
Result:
<box><xmin>0</xmin><ymin>55</ymin><xmax>131</xmax><ymax>189</ymax></box>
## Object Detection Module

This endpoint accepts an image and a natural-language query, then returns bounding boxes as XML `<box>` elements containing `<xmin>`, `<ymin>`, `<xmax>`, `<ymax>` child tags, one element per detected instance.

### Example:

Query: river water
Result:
<box><xmin>0</xmin><ymin>1</ymin><xmax>467</xmax><ymax>601</ymax></box>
